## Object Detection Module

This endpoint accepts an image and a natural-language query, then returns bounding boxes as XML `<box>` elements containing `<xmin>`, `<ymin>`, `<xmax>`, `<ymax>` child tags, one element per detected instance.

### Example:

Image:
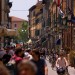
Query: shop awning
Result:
<box><xmin>0</xmin><ymin>27</ymin><xmax>17</xmax><ymax>37</ymax></box>
<box><xmin>0</xmin><ymin>27</ymin><xmax>7</xmax><ymax>36</ymax></box>
<box><xmin>6</xmin><ymin>29</ymin><xmax>17</xmax><ymax>36</ymax></box>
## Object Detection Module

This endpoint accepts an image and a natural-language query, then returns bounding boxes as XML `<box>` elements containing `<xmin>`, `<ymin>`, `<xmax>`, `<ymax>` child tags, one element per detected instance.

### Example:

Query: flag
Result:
<box><xmin>58</xmin><ymin>7</ymin><xmax>65</xmax><ymax>18</ymax></box>
<box><xmin>55</xmin><ymin>0</ymin><xmax>62</xmax><ymax>6</ymax></box>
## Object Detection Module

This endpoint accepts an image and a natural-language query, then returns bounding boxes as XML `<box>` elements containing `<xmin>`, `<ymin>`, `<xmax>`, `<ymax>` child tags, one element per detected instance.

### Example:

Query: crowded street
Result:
<box><xmin>0</xmin><ymin>0</ymin><xmax>75</xmax><ymax>75</ymax></box>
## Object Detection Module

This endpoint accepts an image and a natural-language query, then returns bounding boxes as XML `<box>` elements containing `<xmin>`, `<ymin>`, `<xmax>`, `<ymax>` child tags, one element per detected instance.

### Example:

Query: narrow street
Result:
<box><xmin>46</xmin><ymin>59</ymin><xmax>75</xmax><ymax>75</ymax></box>
<box><xmin>0</xmin><ymin>0</ymin><xmax>75</xmax><ymax>75</ymax></box>
<box><xmin>46</xmin><ymin>60</ymin><xmax>57</xmax><ymax>75</ymax></box>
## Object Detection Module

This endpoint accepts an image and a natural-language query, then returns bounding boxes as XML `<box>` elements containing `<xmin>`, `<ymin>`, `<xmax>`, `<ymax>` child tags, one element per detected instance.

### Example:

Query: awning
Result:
<box><xmin>0</xmin><ymin>27</ymin><xmax>7</xmax><ymax>36</ymax></box>
<box><xmin>6</xmin><ymin>29</ymin><xmax>17</xmax><ymax>36</ymax></box>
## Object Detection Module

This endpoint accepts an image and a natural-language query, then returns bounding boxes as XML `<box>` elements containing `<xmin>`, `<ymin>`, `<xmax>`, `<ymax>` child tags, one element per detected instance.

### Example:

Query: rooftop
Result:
<box><xmin>29</xmin><ymin>1</ymin><xmax>43</xmax><ymax>11</ymax></box>
<box><xmin>10</xmin><ymin>16</ymin><xmax>28</xmax><ymax>22</ymax></box>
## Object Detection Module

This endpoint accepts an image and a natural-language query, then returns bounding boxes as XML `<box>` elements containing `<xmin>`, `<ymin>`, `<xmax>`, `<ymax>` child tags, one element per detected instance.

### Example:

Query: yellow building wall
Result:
<box><xmin>30</xmin><ymin>4</ymin><xmax>43</xmax><ymax>38</ymax></box>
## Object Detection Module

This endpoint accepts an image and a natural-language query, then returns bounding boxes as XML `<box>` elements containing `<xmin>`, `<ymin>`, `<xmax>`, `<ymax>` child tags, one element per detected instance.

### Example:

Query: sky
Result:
<box><xmin>9</xmin><ymin>0</ymin><xmax>37</xmax><ymax>20</ymax></box>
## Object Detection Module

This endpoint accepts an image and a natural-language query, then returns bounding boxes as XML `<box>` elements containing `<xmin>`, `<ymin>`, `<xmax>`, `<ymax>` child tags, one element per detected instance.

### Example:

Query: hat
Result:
<box><xmin>24</xmin><ymin>52</ymin><xmax>30</xmax><ymax>58</ymax></box>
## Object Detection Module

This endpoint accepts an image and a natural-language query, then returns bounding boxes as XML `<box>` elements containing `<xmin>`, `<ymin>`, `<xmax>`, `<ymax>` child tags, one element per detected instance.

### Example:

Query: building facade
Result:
<box><xmin>0</xmin><ymin>0</ymin><xmax>12</xmax><ymax>28</ymax></box>
<box><xmin>0</xmin><ymin>0</ymin><xmax>12</xmax><ymax>47</ymax></box>
<box><xmin>29</xmin><ymin>1</ymin><xmax>44</xmax><ymax>40</ymax></box>
<box><xmin>10</xmin><ymin>16</ymin><xmax>27</xmax><ymax>30</ymax></box>
<box><xmin>29</xmin><ymin>0</ymin><xmax>75</xmax><ymax>50</ymax></box>
<box><xmin>44</xmin><ymin>0</ymin><xmax>75</xmax><ymax>50</ymax></box>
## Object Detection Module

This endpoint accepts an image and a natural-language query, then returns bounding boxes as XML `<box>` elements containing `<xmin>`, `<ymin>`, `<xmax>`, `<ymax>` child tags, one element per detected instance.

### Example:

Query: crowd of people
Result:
<box><xmin>0</xmin><ymin>45</ymin><xmax>70</xmax><ymax>75</ymax></box>
<box><xmin>0</xmin><ymin>46</ymin><xmax>48</xmax><ymax>75</ymax></box>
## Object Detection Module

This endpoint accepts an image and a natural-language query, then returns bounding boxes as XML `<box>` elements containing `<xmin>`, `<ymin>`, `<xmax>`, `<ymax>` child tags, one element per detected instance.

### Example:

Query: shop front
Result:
<box><xmin>0</xmin><ymin>27</ymin><xmax>17</xmax><ymax>47</ymax></box>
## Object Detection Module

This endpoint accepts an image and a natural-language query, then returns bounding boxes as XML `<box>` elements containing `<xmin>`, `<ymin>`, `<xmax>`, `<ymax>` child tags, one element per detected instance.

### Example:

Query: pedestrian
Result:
<box><xmin>56</xmin><ymin>50</ymin><xmax>68</xmax><ymax>75</ymax></box>
<box><xmin>17</xmin><ymin>60</ymin><xmax>37</xmax><ymax>75</ymax></box>
<box><xmin>31</xmin><ymin>49</ymin><xmax>48</xmax><ymax>75</ymax></box>
<box><xmin>0</xmin><ymin>63</ymin><xmax>10</xmax><ymax>75</ymax></box>
<box><xmin>11</xmin><ymin>48</ymin><xmax>24</xmax><ymax>64</ymax></box>
<box><xmin>7</xmin><ymin>48</ymin><xmax>24</xmax><ymax>75</ymax></box>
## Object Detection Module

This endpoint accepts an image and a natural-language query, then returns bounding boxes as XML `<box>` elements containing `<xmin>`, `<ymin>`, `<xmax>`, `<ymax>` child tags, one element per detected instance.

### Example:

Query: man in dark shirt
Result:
<box><xmin>31</xmin><ymin>49</ymin><xmax>48</xmax><ymax>75</ymax></box>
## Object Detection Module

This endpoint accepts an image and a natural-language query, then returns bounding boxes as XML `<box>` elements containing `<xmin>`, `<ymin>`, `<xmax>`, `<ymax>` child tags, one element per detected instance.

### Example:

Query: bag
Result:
<box><xmin>57</xmin><ymin>67</ymin><xmax>65</xmax><ymax>74</ymax></box>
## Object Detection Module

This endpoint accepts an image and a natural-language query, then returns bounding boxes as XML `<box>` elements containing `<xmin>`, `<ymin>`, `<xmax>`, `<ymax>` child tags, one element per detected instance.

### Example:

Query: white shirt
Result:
<box><xmin>24</xmin><ymin>52</ymin><xmax>33</xmax><ymax>60</ymax></box>
<box><xmin>56</xmin><ymin>57</ymin><xmax>68</xmax><ymax>68</ymax></box>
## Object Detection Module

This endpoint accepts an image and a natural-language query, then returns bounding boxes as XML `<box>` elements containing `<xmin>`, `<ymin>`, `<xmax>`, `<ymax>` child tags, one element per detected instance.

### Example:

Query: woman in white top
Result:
<box><xmin>56</xmin><ymin>51</ymin><xmax>68</xmax><ymax>68</ymax></box>
<box><xmin>56</xmin><ymin>51</ymin><xmax>68</xmax><ymax>74</ymax></box>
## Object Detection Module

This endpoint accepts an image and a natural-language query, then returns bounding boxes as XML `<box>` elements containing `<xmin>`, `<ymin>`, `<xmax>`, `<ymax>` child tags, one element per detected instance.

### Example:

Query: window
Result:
<box><xmin>14</xmin><ymin>24</ymin><xmax>17</xmax><ymax>27</ymax></box>
<box><xmin>35</xmin><ymin>18</ymin><xmax>40</xmax><ymax>24</ymax></box>
<box><xmin>35</xmin><ymin>30</ymin><xmax>40</xmax><ymax>36</ymax></box>
<box><xmin>33</xmin><ymin>11</ymin><xmax>35</xmax><ymax>16</ymax></box>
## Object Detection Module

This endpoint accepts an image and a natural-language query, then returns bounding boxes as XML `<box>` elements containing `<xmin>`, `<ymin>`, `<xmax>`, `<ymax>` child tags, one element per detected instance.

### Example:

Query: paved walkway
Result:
<box><xmin>46</xmin><ymin>59</ymin><xmax>75</xmax><ymax>75</ymax></box>
<box><xmin>46</xmin><ymin>60</ymin><xmax>57</xmax><ymax>75</ymax></box>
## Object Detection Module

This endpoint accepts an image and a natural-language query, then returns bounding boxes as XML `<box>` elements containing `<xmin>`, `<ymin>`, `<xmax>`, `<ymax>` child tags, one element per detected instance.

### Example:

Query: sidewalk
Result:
<box><xmin>46</xmin><ymin>60</ymin><xmax>57</xmax><ymax>75</ymax></box>
<box><xmin>68</xmin><ymin>66</ymin><xmax>75</xmax><ymax>75</ymax></box>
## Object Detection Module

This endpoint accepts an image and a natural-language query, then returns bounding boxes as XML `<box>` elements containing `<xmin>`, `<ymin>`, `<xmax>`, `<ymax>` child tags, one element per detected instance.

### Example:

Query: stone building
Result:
<box><xmin>0</xmin><ymin>0</ymin><xmax>12</xmax><ymax>47</ymax></box>
<box><xmin>0</xmin><ymin>0</ymin><xmax>12</xmax><ymax>28</ymax></box>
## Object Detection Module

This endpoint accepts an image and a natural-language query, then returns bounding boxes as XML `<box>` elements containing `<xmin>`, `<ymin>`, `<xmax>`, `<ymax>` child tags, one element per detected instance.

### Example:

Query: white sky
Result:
<box><xmin>9</xmin><ymin>0</ymin><xmax>37</xmax><ymax>20</ymax></box>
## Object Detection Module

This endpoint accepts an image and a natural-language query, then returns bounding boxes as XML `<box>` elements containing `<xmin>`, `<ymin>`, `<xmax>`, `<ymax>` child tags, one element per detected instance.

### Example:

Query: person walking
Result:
<box><xmin>56</xmin><ymin>50</ymin><xmax>68</xmax><ymax>75</ymax></box>
<box><xmin>11</xmin><ymin>48</ymin><xmax>24</xmax><ymax>64</ymax></box>
<box><xmin>31</xmin><ymin>49</ymin><xmax>48</xmax><ymax>75</ymax></box>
